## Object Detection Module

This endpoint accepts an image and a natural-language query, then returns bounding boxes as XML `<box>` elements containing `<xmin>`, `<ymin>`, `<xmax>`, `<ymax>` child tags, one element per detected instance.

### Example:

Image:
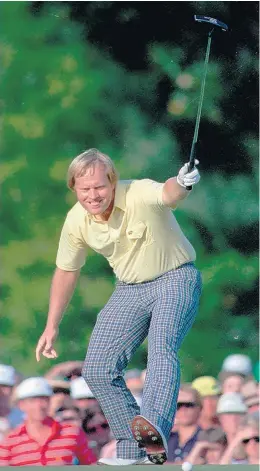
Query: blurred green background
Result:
<box><xmin>0</xmin><ymin>1</ymin><xmax>258</xmax><ymax>379</ymax></box>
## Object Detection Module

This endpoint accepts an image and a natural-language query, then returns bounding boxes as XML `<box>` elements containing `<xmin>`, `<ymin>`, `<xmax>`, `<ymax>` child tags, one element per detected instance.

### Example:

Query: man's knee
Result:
<box><xmin>82</xmin><ymin>358</ymin><xmax>110</xmax><ymax>387</ymax></box>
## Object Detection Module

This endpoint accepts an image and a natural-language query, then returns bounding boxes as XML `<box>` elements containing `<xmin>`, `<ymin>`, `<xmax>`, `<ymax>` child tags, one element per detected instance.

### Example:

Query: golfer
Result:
<box><xmin>36</xmin><ymin>148</ymin><xmax>202</xmax><ymax>465</ymax></box>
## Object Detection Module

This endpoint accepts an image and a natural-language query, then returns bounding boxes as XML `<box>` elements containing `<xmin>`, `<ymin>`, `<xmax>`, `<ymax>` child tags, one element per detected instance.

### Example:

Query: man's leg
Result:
<box><xmin>141</xmin><ymin>263</ymin><xmax>202</xmax><ymax>439</ymax></box>
<box><xmin>82</xmin><ymin>283</ymin><xmax>151</xmax><ymax>460</ymax></box>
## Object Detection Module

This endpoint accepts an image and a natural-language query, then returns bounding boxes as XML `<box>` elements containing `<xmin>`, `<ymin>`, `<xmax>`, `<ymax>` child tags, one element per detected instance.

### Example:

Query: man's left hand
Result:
<box><xmin>177</xmin><ymin>159</ymin><xmax>200</xmax><ymax>188</ymax></box>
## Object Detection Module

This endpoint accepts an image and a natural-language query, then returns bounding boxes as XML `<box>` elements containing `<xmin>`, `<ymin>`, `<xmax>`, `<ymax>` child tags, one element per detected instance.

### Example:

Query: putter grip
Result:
<box><xmin>186</xmin><ymin>144</ymin><xmax>196</xmax><ymax>190</ymax></box>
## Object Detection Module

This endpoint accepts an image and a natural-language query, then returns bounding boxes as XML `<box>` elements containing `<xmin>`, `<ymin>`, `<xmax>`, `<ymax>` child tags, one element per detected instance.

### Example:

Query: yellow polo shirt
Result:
<box><xmin>56</xmin><ymin>179</ymin><xmax>196</xmax><ymax>283</ymax></box>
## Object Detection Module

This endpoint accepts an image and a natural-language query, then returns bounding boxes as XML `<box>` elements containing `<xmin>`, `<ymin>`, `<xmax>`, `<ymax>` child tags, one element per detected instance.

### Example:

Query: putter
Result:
<box><xmin>186</xmin><ymin>15</ymin><xmax>229</xmax><ymax>190</ymax></box>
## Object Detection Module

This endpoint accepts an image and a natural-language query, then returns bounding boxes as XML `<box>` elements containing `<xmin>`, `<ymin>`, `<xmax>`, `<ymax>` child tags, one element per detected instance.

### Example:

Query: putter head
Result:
<box><xmin>194</xmin><ymin>15</ymin><xmax>228</xmax><ymax>32</ymax></box>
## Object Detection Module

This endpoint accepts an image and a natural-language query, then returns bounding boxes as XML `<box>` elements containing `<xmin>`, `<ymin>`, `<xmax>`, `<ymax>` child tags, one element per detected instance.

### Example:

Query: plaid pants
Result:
<box><xmin>82</xmin><ymin>262</ymin><xmax>202</xmax><ymax>459</ymax></box>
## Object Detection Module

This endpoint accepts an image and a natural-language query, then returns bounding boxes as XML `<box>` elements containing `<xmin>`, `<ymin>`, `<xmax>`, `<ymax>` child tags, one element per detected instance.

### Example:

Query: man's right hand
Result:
<box><xmin>36</xmin><ymin>327</ymin><xmax>59</xmax><ymax>362</ymax></box>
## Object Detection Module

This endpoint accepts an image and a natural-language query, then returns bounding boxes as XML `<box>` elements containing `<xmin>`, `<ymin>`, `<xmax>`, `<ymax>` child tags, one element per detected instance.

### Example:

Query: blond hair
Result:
<box><xmin>67</xmin><ymin>148</ymin><xmax>118</xmax><ymax>190</ymax></box>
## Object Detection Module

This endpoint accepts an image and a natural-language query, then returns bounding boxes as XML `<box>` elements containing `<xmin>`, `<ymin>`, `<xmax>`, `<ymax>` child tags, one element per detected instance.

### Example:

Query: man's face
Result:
<box><xmin>48</xmin><ymin>390</ymin><xmax>70</xmax><ymax>417</ymax></box>
<box><xmin>74</xmin><ymin>398</ymin><xmax>100</xmax><ymax>414</ymax></box>
<box><xmin>222</xmin><ymin>375</ymin><xmax>244</xmax><ymax>394</ymax></box>
<box><xmin>202</xmin><ymin>395</ymin><xmax>219</xmax><ymax>418</ymax></box>
<box><xmin>56</xmin><ymin>407</ymin><xmax>82</xmax><ymax>427</ymax></box>
<box><xmin>74</xmin><ymin>162</ymin><xmax>115</xmax><ymax>217</ymax></box>
<box><xmin>242</xmin><ymin>426</ymin><xmax>259</xmax><ymax>460</ymax></box>
<box><xmin>175</xmin><ymin>390</ymin><xmax>201</xmax><ymax>426</ymax></box>
<box><xmin>205</xmin><ymin>442</ymin><xmax>226</xmax><ymax>464</ymax></box>
<box><xmin>83</xmin><ymin>412</ymin><xmax>110</xmax><ymax>447</ymax></box>
<box><xmin>218</xmin><ymin>413</ymin><xmax>244</xmax><ymax>438</ymax></box>
<box><xmin>19</xmin><ymin>397</ymin><xmax>50</xmax><ymax>421</ymax></box>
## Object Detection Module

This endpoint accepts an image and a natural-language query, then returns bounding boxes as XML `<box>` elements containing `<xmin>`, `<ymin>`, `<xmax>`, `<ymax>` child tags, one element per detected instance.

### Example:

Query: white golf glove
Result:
<box><xmin>177</xmin><ymin>159</ymin><xmax>200</xmax><ymax>188</ymax></box>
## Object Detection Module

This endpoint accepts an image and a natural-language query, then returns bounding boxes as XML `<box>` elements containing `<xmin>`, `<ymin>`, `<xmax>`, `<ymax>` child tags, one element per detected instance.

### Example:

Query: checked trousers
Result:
<box><xmin>82</xmin><ymin>262</ymin><xmax>202</xmax><ymax>459</ymax></box>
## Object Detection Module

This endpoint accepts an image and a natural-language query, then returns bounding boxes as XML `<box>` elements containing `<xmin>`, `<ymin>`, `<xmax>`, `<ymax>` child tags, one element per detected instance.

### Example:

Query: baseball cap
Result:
<box><xmin>16</xmin><ymin>377</ymin><xmax>53</xmax><ymax>400</ymax></box>
<box><xmin>70</xmin><ymin>377</ymin><xmax>94</xmax><ymax>399</ymax></box>
<box><xmin>217</xmin><ymin>392</ymin><xmax>247</xmax><ymax>415</ymax></box>
<box><xmin>221</xmin><ymin>355</ymin><xmax>252</xmax><ymax>376</ymax></box>
<box><xmin>0</xmin><ymin>364</ymin><xmax>16</xmax><ymax>387</ymax></box>
<box><xmin>192</xmin><ymin>376</ymin><xmax>221</xmax><ymax>396</ymax></box>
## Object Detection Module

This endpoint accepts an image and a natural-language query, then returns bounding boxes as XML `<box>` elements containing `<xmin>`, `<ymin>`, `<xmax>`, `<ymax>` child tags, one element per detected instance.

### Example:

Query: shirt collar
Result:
<box><xmin>114</xmin><ymin>180</ymin><xmax>126</xmax><ymax>211</ymax></box>
<box><xmin>174</xmin><ymin>426</ymin><xmax>201</xmax><ymax>445</ymax></box>
<box><xmin>16</xmin><ymin>423</ymin><xmax>25</xmax><ymax>436</ymax></box>
<box><xmin>19</xmin><ymin>417</ymin><xmax>61</xmax><ymax>437</ymax></box>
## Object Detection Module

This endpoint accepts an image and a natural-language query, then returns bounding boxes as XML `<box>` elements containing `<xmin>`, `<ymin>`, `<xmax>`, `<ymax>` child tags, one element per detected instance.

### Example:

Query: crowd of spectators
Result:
<box><xmin>0</xmin><ymin>354</ymin><xmax>258</xmax><ymax>465</ymax></box>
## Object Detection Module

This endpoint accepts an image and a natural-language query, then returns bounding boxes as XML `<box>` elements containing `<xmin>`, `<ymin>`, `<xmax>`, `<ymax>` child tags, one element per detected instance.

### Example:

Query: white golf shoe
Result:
<box><xmin>97</xmin><ymin>457</ymin><xmax>154</xmax><ymax>465</ymax></box>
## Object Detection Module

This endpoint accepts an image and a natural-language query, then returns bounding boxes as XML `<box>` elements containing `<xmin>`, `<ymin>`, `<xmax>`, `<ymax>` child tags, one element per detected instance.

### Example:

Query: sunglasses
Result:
<box><xmin>177</xmin><ymin>402</ymin><xmax>197</xmax><ymax>410</ymax></box>
<box><xmin>242</xmin><ymin>436</ymin><xmax>259</xmax><ymax>445</ymax></box>
<box><xmin>85</xmin><ymin>423</ymin><xmax>109</xmax><ymax>434</ymax></box>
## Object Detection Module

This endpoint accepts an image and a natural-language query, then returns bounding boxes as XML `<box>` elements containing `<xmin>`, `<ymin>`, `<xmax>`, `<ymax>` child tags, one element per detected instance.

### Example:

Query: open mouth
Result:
<box><xmin>88</xmin><ymin>201</ymin><xmax>102</xmax><ymax>207</ymax></box>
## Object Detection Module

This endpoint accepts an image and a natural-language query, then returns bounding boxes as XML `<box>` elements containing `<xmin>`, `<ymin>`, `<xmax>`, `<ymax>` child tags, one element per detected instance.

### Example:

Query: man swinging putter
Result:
<box><xmin>36</xmin><ymin>148</ymin><xmax>202</xmax><ymax>465</ymax></box>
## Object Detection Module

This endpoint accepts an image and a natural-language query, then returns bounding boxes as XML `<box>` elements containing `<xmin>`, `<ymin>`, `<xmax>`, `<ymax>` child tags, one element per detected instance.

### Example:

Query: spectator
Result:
<box><xmin>192</xmin><ymin>376</ymin><xmax>221</xmax><ymax>430</ymax></box>
<box><xmin>47</xmin><ymin>376</ymin><xmax>71</xmax><ymax>417</ymax></box>
<box><xmin>217</xmin><ymin>392</ymin><xmax>247</xmax><ymax>444</ymax></box>
<box><xmin>55</xmin><ymin>396</ymin><xmax>82</xmax><ymax>427</ymax></box>
<box><xmin>241</xmin><ymin>380</ymin><xmax>259</xmax><ymax>413</ymax></box>
<box><xmin>184</xmin><ymin>427</ymin><xmax>227</xmax><ymax>465</ymax></box>
<box><xmin>220</xmin><ymin>372</ymin><xmax>246</xmax><ymax>394</ymax></box>
<box><xmin>167</xmin><ymin>385</ymin><xmax>202</xmax><ymax>463</ymax></box>
<box><xmin>56</xmin><ymin>405</ymin><xmax>82</xmax><ymax>426</ymax></box>
<box><xmin>82</xmin><ymin>410</ymin><xmax>110</xmax><ymax>459</ymax></box>
<box><xmin>0</xmin><ymin>377</ymin><xmax>96</xmax><ymax>465</ymax></box>
<box><xmin>125</xmin><ymin>369</ymin><xmax>143</xmax><ymax>407</ymax></box>
<box><xmin>217</xmin><ymin>391</ymin><xmax>248</xmax><ymax>463</ymax></box>
<box><xmin>220</xmin><ymin>414</ymin><xmax>259</xmax><ymax>464</ymax></box>
<box><xmin>70</xmin><ymin>377</ymin><xmax>100</xmax><ymax>415</ymax></box>
<box><xmin>0</xmin><ymin>365</ymin><xmax>24</xmax><ymax>441</ymax></box>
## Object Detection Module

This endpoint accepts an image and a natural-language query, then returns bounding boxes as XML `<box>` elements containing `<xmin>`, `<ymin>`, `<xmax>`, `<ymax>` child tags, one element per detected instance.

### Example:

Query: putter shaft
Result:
<box><xmin>189</xmin><ymin>30</ymin><xmax>213</xmax><ymax>171</ymax></box>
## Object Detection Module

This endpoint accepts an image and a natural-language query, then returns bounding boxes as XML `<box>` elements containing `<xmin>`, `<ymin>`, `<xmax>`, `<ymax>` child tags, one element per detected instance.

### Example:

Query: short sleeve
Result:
<box><xmin>56</xmin><ymin>217</ymin><xmax>87</xmax><ymax>271</ymax></box>
<box><xmin>136</xmin><ymin>179</ymin><xmax>165</xmax><ymax>207</ymax></box>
